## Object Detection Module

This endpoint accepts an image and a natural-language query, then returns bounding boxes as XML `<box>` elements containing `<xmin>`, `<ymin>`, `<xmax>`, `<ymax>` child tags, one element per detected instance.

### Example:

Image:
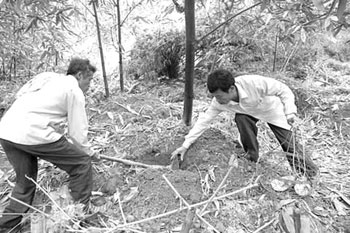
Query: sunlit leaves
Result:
<box><xmin>0</xmin><ymin>0</ymin><xmax>77</xmax><ymax>78</ymax></box>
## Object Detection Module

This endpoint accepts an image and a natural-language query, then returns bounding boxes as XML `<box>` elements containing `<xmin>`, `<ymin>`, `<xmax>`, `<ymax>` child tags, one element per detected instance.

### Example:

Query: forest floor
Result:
<box><xmin>0</xmin><ymin>59</ymin><xmax>350</xmax><ymax>233</ymax></box>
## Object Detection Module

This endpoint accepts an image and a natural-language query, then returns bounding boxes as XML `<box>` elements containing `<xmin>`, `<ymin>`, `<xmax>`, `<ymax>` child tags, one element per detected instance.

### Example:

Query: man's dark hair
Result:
<box><xmin>207</xmin><ymin>69</ymin><xmax>235</xmax><ymax>93</ymax></box>
<box><xmin>66</xmin><ymin>58</ymin><xmax>96</xmax><ymax>76</ymax></box>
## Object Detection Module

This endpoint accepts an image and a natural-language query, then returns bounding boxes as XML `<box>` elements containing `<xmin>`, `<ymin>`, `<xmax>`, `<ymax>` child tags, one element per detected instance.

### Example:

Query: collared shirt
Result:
<box><xmin>182</xmin><ymin>75</ymin><xmax>297</xmax><ymax>148</ymax></box>
<box><xmin>0</xmin><ymin>72</ymin><xmax>89</xmax><ymax>151</ymax></box>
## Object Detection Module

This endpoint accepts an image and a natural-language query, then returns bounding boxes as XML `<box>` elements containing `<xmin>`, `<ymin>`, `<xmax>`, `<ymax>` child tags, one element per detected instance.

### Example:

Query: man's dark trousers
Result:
<box><xmin>235</xmin><ymin>113</ymin><xmax>318</xmax><ymax>177</ymax></box>
<box><xmin>0</xmin><ymin>137</ymin><xmax>92</xmax><ymax>228</ymax></box>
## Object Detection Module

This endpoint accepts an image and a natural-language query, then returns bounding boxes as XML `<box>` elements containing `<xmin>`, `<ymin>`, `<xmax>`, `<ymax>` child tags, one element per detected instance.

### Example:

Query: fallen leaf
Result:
<box><xmin>208</xmin><ymin>166</ymin><xmax>216</xmax><ymax>182</ymax></box>
<box><xmin>278</xmin><ymin>199</ymin><xmax>296</xmax><ymax>209</ymax></box>
<box><xmin>294</xmin><ymin>182</ymin><xmax>312</xmax><ymax>196</ymax></box>
<box><xmin>332</xmin><ymin>197</ymin><xmax>347</xmax><ymax>216</ymax></box>
<box><xmin>271</xmin><ymin>176</ymin><xmax>295</xmax><ymax>192</ymax></box>
<box><xmin>279</xmin><ymin>206</ymin><xmax>295</xmax><ymax>233</ymax></box>
<box><xmin>313</xmin><ymin>206</ymin><xmax>328</xmax><ymax>217</ymax></box>
<box><xmin>122</xmin><ymin>187</ymin><xmax>139</xmax><ymax>203</ymax></box>
<box><xmin>106</xmin><ymin>111</ymin><xmax>114</xmax><ymax>120</ymax></box>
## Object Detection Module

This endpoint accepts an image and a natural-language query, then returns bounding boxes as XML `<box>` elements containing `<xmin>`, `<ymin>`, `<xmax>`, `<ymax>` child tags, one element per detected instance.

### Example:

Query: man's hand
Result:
<box><xmin>88</xmin><ymin>147</ymin><xmax>101</xmax><ymax>160</ymax></box>
<box><xmin>171</xmin><ymin>146</ymin><xmax>188</xmax><ymax>161</ymax></box>
<box><xmin>286</xmin><ymin>113</ymin><xmax>298</xmax><ymax>126</ymax></box>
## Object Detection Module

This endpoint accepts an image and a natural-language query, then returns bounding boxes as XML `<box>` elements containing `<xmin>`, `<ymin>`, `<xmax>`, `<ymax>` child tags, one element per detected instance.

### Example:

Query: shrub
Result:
<box><xmin>127</xmin><ymin>30</ymin><xmax>185</xmax><ymax>81</ymax></box>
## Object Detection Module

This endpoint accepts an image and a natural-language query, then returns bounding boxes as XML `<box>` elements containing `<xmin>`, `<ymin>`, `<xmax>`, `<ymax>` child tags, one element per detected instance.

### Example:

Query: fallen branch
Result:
<box><xmin>327</xmin><ymin>186</ymin><xmax>350</xmax><ymax>206</ymax></box>
<box><xmin>9</xmin><ymin>196</ymin><xmax>52</xmax><ymax>220</ymax></box>
<box><xmin>117</xmin><ymin>190</ymin><xmax>127</xmax><ymax>224</ymax></box>
<box><xmin>197</xmin><ymin>2</ymin><xmax>262</xmax><ymax>43</ymax></box>
<box><xmin>163</xmin><ymin>175</ymin><xmax>220</xmax><ymax>233</ymax></box>
<box><xmin>99</xmin><ymin>154</ymin><xmax>166</xmax><ymax>169</ymax></box>
<box><xmin>106</xmin><ymin>182</ymin><xmax>259</xmax><ymax>232</ymax></box>
<box><xmin>252</xmin><ymin>217</ymin><xmax>277</xmax><ymax>233</ymax></box>
<box><xmin>112</xmin><ymin>101</ymin><xmax>140</xmax><ymax>115</ymax></box>
<box><xmin>25</xmin><ymin>175</ymin><xmax>73</xmax><ymax>222</ymax></box>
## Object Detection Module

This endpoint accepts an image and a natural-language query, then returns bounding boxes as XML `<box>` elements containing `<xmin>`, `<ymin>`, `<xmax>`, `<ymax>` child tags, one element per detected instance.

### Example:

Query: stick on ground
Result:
<box><xmin>99</xmin><ymin>154</ymin><xmax>166</xmax><ymax>169</ymax></box>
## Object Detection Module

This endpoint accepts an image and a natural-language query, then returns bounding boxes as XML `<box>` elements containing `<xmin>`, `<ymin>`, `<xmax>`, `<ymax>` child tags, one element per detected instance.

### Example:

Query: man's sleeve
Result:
<box><xmin>66</xmin><ymin>88</ymin><xmax>90</xmax><ymax>153</ymax></box>
<box><xmin>182</xmin><ymin>100</ymin><xmax>222</xmax><ymax>149</ymax></box>
<box><xmin>260</xmin><ymin>77</ymin><xmax>297</xmax><ymax>116</ymax></box>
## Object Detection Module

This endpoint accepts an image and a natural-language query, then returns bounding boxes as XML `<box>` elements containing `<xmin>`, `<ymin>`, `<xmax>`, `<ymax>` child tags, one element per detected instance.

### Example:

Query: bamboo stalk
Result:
<box><xmin>99</xmin><ymin>154</ymin><xmax>166</xmax><ymax>169</ymax></box>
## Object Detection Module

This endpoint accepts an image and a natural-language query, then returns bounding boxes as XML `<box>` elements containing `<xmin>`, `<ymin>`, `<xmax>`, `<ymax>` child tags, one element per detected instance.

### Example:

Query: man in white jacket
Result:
<box><xmin>172</xmin><ymin>69</ymin><xmax>318</xmax><ymax>177</ymax></box>
<box><xmin>0</xmin><ymin>58</ymin><xmax>96</xmax><ymax>231</ymax></box>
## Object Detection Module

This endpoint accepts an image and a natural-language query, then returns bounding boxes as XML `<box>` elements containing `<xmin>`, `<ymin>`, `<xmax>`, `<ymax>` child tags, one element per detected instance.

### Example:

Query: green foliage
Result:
<box><xmin>0</xmin><ymin>0</ymin><xmax>76</xmax><ymax>81</ymax></box>
<box><xmin>128</xmin><ymin>30</ymin><xmax>185</xmax><ymax>80</ymax></box>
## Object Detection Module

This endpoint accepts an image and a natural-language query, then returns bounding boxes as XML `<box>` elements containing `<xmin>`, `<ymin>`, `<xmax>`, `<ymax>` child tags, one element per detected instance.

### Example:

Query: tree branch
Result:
<box><xmin>197</xmin><ymin>2</ymin><xmax>262</xmax><ymax>43</ymax></box>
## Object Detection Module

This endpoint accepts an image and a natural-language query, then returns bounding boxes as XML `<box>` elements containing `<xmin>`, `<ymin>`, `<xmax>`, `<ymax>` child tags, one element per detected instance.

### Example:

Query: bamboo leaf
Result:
<box><xmin>280</xmin><ymin>206</ymin><xmax>295</xmax><ymax>233</ymax></box>
<box><xmin>300</xmin><ymin>27</ymin><xmax>306</xmax><ymax>43</ymax></box>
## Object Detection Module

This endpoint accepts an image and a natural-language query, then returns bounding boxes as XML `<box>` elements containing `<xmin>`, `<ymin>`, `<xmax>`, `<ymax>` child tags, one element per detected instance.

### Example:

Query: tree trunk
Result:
<box><xmin>183</xmin><ymin>0</ymin><xmax>195</xmax><ymax>126</ymax></box>
<box><xmin>116</xmin><ymin>0</ymin><xmax>124</xmax><ymax>92</ymax></box>
<box><xmin>13</xmin><ymin>56</ymin><xmax>16</xmax><ymax>79</ymax></box>
<box><xmin>273</xmin><ymin>31</ymin><xmax>278</xmax><ymax>72</ymax></box>
<box><xmin>92</xmin><ymin>0</ymin><xmax>110</xmax><ymax>98</ymax></box>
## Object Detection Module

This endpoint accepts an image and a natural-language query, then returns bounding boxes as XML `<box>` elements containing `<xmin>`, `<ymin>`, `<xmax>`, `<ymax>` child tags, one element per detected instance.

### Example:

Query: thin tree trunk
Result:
<box><xmin>13</xmin><ymin>56</ymin><xmax>16</xmax><ymax>79</ymax></box>
<box><xmin>116</xmin><ymin>0</ymin><xmax>124</xmax><ymax>92</ymax></box>
<box><xmin>183</xmin><ymin>0</ymin><xmax>195</xmax><ymax>126</ymax></box>
<box><xmin>273</xmin><ymin>30</ymin><xmax>278</xmax><ymax>72</ymax></box>
<box><xmin>92</xmin><ymin>0</ymin><xmax>110</xmax><ymax>98</ymax></box>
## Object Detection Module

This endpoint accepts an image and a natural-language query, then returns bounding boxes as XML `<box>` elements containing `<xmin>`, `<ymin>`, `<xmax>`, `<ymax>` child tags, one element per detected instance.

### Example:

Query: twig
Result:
<box><xmin>195</xmin><ymin>209</ymin><xmax>220</xmax><ymax>233</ymax></box>
<box><xmin>25</xmin><ymin>175</ymin><xmax>73</xmax><ymax>221</ymax></box>
<box><xmin>112</xmin><ymin>101</ymin><xmax>140</xmax><ymax>115</ymax></box>
<box><xmin>162</xmin><ymin>175</ymin><xmax>190</xmax><ymax>207</ymax></box>
<box><xmin>252</xmin><ymin>217</ymin><xmax>277</xmax><ymax>233</ymax></box>
<box><xmin>117</xmin><ymin>190</ymin><xmax>127</xmax><ymax>224</ymax></box>
<box><xmin>197</xmin><ymin>2</ymin><xmax>262</xmax><ymax>42</ymax></box>
<box><xmin>163</xmin><ymin>175</ymin><xmax>220</xmax><ymax>233</ymax></box>
<box><xmin>300</xmin><ymin>199</ymin><xmax>326</xmax><ymax>224</ymax></box>
<box><xmin>127</xmin><ymin>82</ymin><xmax>140</xmax><ymax>94</ymax></box>
<box><xmin>107</xmin><ymin>182</ymin><xmax>259</xmax><ymax>231</ymax></box>
<box><xmin>327</xmin><ymin>186</ymin><xmax>350</xmax><ymax>206</ymax></box>
<box><xmin>99</xmin><ymin>154</ymin><xmax>166</xmax><ymax>169</ymax></box>
<box><xmin>9</xmin><ymin>196</ymin><xmax>52</xmax><ymax>220</ymax></box>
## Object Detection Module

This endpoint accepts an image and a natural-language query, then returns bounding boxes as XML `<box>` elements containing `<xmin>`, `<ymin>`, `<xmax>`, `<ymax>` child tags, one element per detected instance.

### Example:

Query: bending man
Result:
<box><xmin>172</xmin><ymin>69</ymin><xmax>318</xmax><ymax>177</ymax></box>
<box><xmin>0</xmin><ymin>58</ymin><xmax>96</xmax><ymax>231</ymax></box>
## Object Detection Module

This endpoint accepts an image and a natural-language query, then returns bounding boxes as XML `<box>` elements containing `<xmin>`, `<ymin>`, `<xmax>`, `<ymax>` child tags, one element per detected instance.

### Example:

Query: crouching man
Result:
<box><xmin>0</xmin><ymin>58</ymin><xmax>97</xmax><ymax>231</ymax></box>
<box><xmin>172</xmin><ymin>69</ymin><xmax>318</xmax><ymax>177</ymax></box>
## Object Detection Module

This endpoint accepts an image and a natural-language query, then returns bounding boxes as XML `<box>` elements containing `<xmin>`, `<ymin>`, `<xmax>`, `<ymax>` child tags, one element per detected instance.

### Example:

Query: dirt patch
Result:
<box><xmin>107</xmin><ymin>128</ymin><xmax>286</xmax><ymax>232</ymax></box>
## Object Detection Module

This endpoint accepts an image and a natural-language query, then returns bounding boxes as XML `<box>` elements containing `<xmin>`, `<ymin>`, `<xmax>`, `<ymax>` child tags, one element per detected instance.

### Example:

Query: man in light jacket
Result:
<box><xmin>172</xmin><ymin>69</ymin><xmax>318</xmax><ymax>177</ymax></box>
<box><xmin>0</xmin><ymin>58</ymin><xmax>96</xmax><ymax>231</ymax></box>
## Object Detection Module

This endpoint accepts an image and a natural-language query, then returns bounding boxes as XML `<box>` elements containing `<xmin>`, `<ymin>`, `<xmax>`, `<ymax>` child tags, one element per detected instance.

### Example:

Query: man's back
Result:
<box><xmin>0</xmin><ymin>72</ymin><xmax>85</xmax><ymax>145</ymax></box>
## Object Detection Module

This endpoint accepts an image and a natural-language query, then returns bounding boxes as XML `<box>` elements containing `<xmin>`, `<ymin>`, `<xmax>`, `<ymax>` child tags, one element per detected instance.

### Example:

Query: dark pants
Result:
<box><xmin>235</xmin><ymin>113</ymin><xmax>318</xmax><ymax>176</ymax></box>
<box><xmin>0</xmin><ymin>137</ymin><xmax>92</xmax><ymax>228</ymax></box>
